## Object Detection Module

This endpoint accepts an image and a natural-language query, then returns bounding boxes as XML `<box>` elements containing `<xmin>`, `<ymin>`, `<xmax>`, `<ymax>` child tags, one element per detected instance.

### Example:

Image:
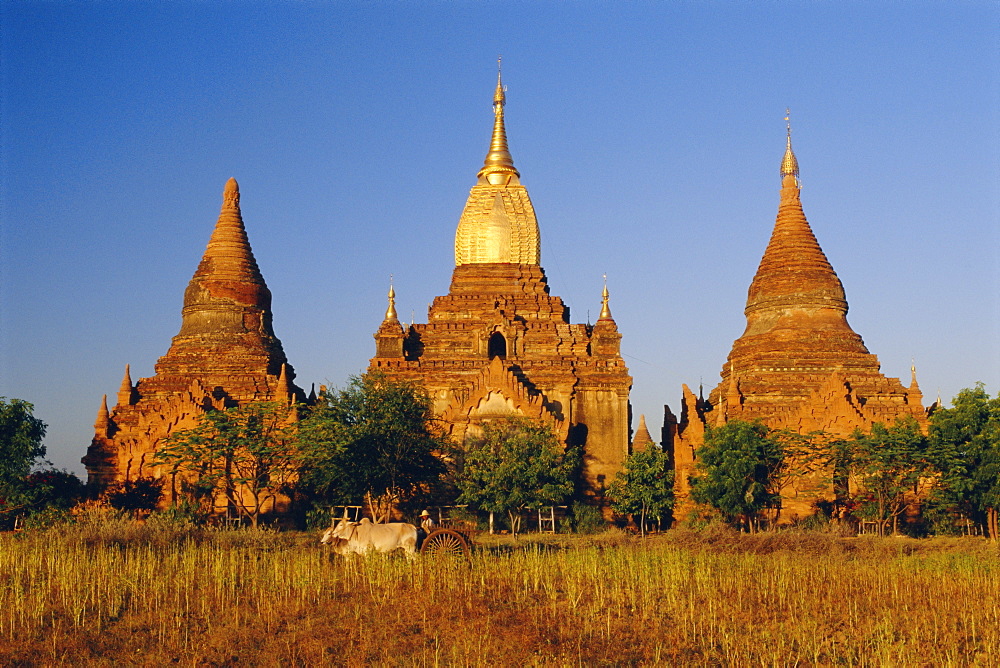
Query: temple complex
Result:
<box><xmin>667</xmin><ymin>119</ymin><xmax>927</xmax><ymax>519</ymax></box>
<box><xmin>83</xmin><ymin>178</ymin><xmax>304</xmax><ymax>491</ymax></box>
<box><xmin>370</xmin><ymin>68</ymin><xmax>633</xmax><ymax>496</ymax></box>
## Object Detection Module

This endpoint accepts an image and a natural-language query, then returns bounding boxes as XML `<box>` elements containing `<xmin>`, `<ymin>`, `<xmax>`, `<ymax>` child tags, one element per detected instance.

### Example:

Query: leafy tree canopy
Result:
<box><xmin>0</xmin><ymin>469</ymin><xmax>83</xmax><ymax>529</ymax></box>
<box><xmin>608</xmin><ymin>445</ymin><xmax>673</xmax><ymax>535</ymax></box>
<box><xmin>297</xmin><ymin>372</ymin><xmax>447</xmax><ymax>523</ymax></box>
<box><xmin>0</xmin><ymin>397</ymin><xmax>47</xmax><ymax>492</ymax></box>
<box><xmin>845</xmin><ymin>417</ymin><xmax>929</xmax><ymax>536</ymax></box>
<box><xmin>928</xmin><ymin>384</ymin><xmax>1000</xmax><ymax>539</ymax></box>
<box><xmin>155</xmin><ymin>401</ymin><xmax>300</xmax><ymax>527</ymax></box>
<box><xmin>690</xmin><ymin>420</ymin><xmax>782</xmax><ymax>532</ymax></box>
<box><xmin>457</xmin><ymin>417</ymin><xmax>577</xmax><ymax>534</ymax></box>
<box><xmin>102</xmin><ymin>477</ymin><xmax>164</xmax><ymax>517</ymax></box>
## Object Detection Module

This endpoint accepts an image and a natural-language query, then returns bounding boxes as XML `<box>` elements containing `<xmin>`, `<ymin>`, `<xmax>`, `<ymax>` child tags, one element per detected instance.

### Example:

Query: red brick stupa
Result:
<box><xmin>83</xmin><ymin>178</ymin><xmax>303</xmax><ymax>488</ymax></box>
<box><xmin>668</xmin><ymin>118</ymin><xmax>927</xmax><ymax>517</ymax></box>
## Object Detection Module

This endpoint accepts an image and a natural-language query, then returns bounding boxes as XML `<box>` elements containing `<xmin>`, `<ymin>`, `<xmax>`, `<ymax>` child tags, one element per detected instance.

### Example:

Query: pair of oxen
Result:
<box><xmin>320</xmin><ymin>518</ymin><xmax>419</xmax><ymax>559</ymax></box>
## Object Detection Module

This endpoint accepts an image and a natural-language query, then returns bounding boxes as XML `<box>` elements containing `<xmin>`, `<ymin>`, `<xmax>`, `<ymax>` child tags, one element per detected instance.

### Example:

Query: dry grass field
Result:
<box><xmin>0</xmin><ymin>516</ymin><xmax>997</xmax><ymax>666</ymax></box>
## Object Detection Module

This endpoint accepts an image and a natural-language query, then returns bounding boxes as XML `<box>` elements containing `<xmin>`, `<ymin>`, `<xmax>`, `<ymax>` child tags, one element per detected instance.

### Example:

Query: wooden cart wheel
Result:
<box><xmin>420</xmin><ymin>528</ymin><xmax>469</xmax><ymax>557</ymax></box>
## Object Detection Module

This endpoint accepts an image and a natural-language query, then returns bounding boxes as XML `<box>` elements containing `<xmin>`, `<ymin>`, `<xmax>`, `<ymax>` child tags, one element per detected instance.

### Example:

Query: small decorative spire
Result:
<box><xmin>223</xmin><ymin>177</ymin><xmax>240</xmax><ymax>207</ymax></box>
<box><xmin>117</xmin><ymin>364</ymin><xmax>136</xmax><ymax>407</ymax></box>
<box><xmin>780</xmin><ymin>108</ymin><xmax>800</xmax><ymax>181</ymax></box>
<box><xmin>94</xmin><ymin>394</ymin><xmax>110</xmax><ymax>434</ymax></box>
<box><xmin>908</xmin><ymin>359</ymin><xmax>922</xmax><ymax>399</ymax></box>
<box><xmin>384</xmin><ymin>275</ymin><xmax>398</xmax><ymax>322</ymax></box>
<box><xmin>598</xmin><ymin>274</ymin><xmax>613</xmax><ymax>321</ymax></box>
<box><xmin>631</xmin><ymin>414</ymin><xmax>655</xmax><ymax>451</ymax></box>
<box><xmin>478</xmin><ymin>56</ymin><xmax>519</xmax><ymax>184</ymax></box>
<box><xmin>276</xmin><ymin>363</ymin><xmax>292</xmax><ymax>404</ymax></box>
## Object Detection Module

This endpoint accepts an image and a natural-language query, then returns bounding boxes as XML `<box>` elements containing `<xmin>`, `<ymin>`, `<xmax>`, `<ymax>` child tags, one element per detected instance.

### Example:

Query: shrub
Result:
<box><xmin>569</xmin><ymin>501</ymin><xmax>605</xmax><ymax>534</ymax></box>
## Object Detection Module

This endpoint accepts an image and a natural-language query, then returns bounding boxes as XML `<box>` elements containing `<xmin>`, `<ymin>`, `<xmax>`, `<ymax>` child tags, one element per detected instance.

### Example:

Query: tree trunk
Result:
<box><xmin>508</xmin><ymin>510</ymin><xmax>521</xmax><ymax>536</ymax></box>
<box><xmin>489</xmin><ymin>511</ymin><xmax>495</xmax><ymax>535</ymax></box>
<box><xmin>988</xmin><ymin>507</ymin><xmax>998</xmax><ymax>542</ymax></box>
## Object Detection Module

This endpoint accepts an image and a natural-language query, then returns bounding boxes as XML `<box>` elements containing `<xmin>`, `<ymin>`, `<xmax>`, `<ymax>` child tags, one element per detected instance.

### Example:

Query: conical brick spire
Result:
<box><xmin>703</xmin><ymin>122</ymin><xmax>926</xmax><ymax>439</ymax></box>
<box><xmin>744</xmin><ymin>139</ymin><xmax>849</xmax><ymax>326</ymax></box>
<box><xmin>117</xmin><ymin>364</ymin><xmax>136</xmax><ymax>407</ymax></box>
<box><xmin>632</xmin><ymin>414</ymin><xmax>654</xmax><ymax>451</ymax></box>
<box><xmin>179</xmin><ymin>177</ymin><xmax>272</xmax><ymax>334</ymax></box>
<box><xmin>156</xmin><ymin>178</ymin><xmax>290</xmax><ymax>381</ymax></box>
<box><xmin>275</xmin><ymin>363</ymin><xmax>292</xmax><ymax>405</ymax></box>
<box><xmin>83</xmin><ymin>178</ymin><xmax>305</xmax><ymax>490</ymax></box>
<box><xmin>94</xmin><ymin>394</ymin><xmax>110</xmax><ymax>435</ymax></box>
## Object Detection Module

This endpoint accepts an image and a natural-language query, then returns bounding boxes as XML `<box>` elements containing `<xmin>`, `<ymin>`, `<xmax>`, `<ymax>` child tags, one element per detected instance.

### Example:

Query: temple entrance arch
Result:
<box><xmin>487</xmin><ymin>332</ymin><xmax>507</xmax><ymax>359</ymax></box>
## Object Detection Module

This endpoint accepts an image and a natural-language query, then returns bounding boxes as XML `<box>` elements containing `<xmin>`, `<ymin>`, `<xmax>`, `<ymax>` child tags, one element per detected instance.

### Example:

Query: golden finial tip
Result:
<box><xmin>599</xmin><ymin>276</ymin><xmax>613</xmax><ymax>321</ymax></box>
<box><xmin>479</xmin><ymin>60</ymin><xmax>518</xmax><ymax>183</ymax></box>
<box><xmin>780</xmin><ymin>111</ymin><xmax>799</xmax><ymax>180</ymax></box>
<box><xmin>384</xmin><ymin>276</ymin><xmax>398</xmax><ymax>322</ymax></box>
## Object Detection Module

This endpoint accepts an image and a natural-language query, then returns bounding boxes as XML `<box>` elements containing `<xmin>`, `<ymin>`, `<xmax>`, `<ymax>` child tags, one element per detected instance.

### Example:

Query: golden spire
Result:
<box><xmin>384</xmin><ymin>275</ymin><xmax>398</xmax><ymax>322</ymax></box>
<box><xmin>598</xmin><ymin>274</ymin><xmax>613</xmax><ymax>320</ymax></box>
<box><xmin>780</xmin><ymin>108</ymin><xmax>799</xmax><ymax>181</ymax></box>
<box><xmin>477</xmin><ymin>56</ymin><xmax>519</xmax><ymax>185</ymax></box>
<box><xmin>455</xmin><ymin>63</ymin><xmax>539</xmax><ymax>266</ymax></box>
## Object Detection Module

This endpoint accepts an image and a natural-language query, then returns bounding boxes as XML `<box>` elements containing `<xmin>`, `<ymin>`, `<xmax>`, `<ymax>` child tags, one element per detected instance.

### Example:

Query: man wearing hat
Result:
<box><xmin>416</xmin><ymin>510</ymin><xmax>436</xmax><ymax>549</ymax></box>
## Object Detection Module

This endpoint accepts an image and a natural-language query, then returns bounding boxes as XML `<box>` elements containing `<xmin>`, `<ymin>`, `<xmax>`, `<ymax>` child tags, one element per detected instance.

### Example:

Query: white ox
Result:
<box><xmin>320</xmin><ymin>518</ymin><xmax>418</xmax><ymax>559</ymax></box>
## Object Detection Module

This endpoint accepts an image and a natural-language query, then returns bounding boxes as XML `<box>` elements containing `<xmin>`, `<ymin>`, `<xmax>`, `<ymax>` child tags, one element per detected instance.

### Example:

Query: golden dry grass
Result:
<box><xmin>0</xmin><ymin>518</ymin><xmax>997</xmax><ymax>666</ymax></box>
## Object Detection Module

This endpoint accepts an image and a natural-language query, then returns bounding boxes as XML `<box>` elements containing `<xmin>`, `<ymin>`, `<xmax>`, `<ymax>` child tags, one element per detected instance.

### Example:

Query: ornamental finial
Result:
<box><xmin>384</xmin><ymin>274</ymin><xmax>398</xmax><ymax>322</ymax></box>
<box><xmin>478</xmin><ymin>57</ymin><xmax>519</xmax><ymax>184</ymax></box>
<box><xmin>780</xmin><ymin>108</ymin><xmax>800</xmax><ymax>180</ymax></box>
<box><xmin>599</xmin><ymin>274</ymin><xmax>613</xmax><ymax>321</ymax></box>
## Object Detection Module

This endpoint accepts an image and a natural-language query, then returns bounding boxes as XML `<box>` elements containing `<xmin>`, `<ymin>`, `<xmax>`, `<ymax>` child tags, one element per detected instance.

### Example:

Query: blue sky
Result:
<box><xmin>2</xmin><ymin>1</ymin><xmax>997</xmax><ymax>474</ymax></box>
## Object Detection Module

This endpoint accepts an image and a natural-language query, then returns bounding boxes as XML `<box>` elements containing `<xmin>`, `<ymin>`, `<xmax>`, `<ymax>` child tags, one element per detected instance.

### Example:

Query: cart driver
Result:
<box><xmin>416</xmin><ymin>510</ymin><xmax>436</xmax><ymax>549</ymax></box>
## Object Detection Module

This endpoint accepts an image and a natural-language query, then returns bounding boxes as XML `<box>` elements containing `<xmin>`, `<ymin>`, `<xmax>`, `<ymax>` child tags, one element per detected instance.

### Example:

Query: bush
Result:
<box><xmin>102</xmin><ymin>477</ymin><xmax>163</xmax><ymax>517</ymax></box>
<box><xmin>569</xmin><ymin>501</ymin><xmax>606</xmax><ymax>534</ymax></box>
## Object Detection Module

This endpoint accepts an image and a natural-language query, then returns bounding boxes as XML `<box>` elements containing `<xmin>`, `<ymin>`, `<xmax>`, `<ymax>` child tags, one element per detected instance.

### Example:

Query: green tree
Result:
<box><xmin>608</xmin><ymin>446</ymin><xmax>673</xmax><ymax>536</ymax></box>
<box><xmin>928</xmin><ymin>384</ymin><xmax>1000</xmax><ymax>540</ymax></box>
<box><xmin>0</xmin><ymin>397</ymin><xmax>47</xmax><ymax>493</ymax></box>
<box><xmin>102</xmin><ymin>477</ymin><xmax>164</xmax><ymax>519</ymax></box>
<box><xmin>848</xmin><ymin>417</ymin><xmax>929</xmax><ymax>536</ymax></box>
<box><xmin>0</xmin><ymin>469</ymin><xmax>84</xmax><ymax>529</ymax></box>
<box><xmin>298</xmin><ymin>372</ymin><xmax>447</xmax><ymax>523</ymax></box>
<box><xmin>457</xmin><ymin>418</ymin><xmax>577</xmax><ymax>535</ymax></box>
<box><xmin>690</xmin><ymin>420</ymin><xmax>782</xmax><ymax>532</ymax></box>
<box><xmin>155</xmin><ymin>402</ymin><xmax>301</xmax><ymax>527</ymax></box>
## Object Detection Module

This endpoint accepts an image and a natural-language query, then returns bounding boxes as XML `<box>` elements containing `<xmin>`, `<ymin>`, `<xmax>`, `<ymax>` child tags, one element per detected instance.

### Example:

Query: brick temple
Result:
<box><xmin>667</xmin><ymin>123</ymin><xmax>928</xmax><ymax>519</ymax></box>
<box><xmin>370</xmin><ymin>69</ymin><xmax>633</xmax><ymax>495</ymax></box>
<box><xmin>83</xmin><ymin>178</ymin><xmax>304</xmax><ymax>490</ymax></box>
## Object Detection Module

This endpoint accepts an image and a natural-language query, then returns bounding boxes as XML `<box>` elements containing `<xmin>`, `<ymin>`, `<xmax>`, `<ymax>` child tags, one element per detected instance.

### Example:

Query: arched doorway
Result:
<box><xmin>487</xmin><ymin>332</ymin><xmax>507</xmax><ymax>359</ymax></box>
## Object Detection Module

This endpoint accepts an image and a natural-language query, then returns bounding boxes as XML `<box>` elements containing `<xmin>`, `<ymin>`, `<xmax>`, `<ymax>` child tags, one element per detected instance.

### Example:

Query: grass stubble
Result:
<box><xmin>0</xmin><ymin>516</ymin><xmax>997</xmax><ymax>666</ymax></box>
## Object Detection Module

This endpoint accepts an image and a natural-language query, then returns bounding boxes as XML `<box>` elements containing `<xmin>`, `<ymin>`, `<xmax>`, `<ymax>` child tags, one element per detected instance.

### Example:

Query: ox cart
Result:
<box><xmin>324</xmin><ymin>506</ymin><xmax>475</xmax><ymax>558</ymax></box>
<box><xmin>419</xmin><ymin>518</ymin><xmax>476</xmax><ymax>557</ymax></box>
